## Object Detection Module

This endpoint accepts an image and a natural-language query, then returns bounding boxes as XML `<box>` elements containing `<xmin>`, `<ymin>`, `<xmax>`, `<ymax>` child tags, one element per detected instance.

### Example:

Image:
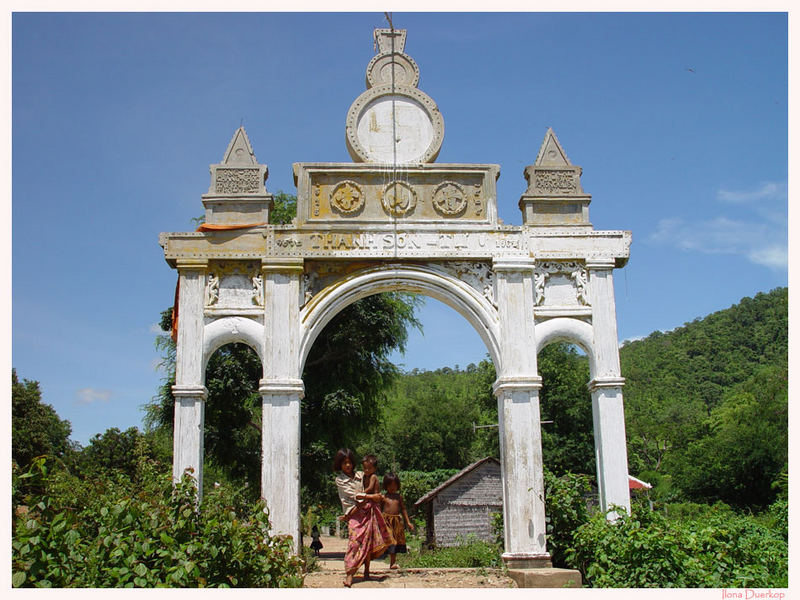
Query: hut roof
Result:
<box><xmin>414</xmin><ymin>457</ymin><xmax>500</xmax><ymax>506</ymax></box>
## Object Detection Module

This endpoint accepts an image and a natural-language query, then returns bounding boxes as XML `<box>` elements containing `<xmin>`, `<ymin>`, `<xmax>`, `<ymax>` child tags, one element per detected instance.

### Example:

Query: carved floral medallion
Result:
<box><xmin>330</xmin><ymin>181</ymin><xmax>365</xmax><ymax>215</ymax></box>
<box><xmin>432</xmin><ymin>181</ymin><xmax>467</xmax><ymax>216</ymax></box>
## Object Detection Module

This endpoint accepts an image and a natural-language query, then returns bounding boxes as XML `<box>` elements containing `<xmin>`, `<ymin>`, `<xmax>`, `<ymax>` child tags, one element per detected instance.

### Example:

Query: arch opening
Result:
<box><xmin>536</xmin><ymin>340</ymin><xmax>597</xmax><ymax>484</ymax></box>
<box><xmin>202</xmin><ymin>341</ymin><xmax>263</xmax><ymax>498</ymax></box>
<box><xmin>300</xmin><ymin>264</ymin><xmax>502</xmax><ymax>376</ymax></box>
<box><xmin>535</xmin><ymin>317</ymin><xmax>597</xmax><ymax>379</ymax></box>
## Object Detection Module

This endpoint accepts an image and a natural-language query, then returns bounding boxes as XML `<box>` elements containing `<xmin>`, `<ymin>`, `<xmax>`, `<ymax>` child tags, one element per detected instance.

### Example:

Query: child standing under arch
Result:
<box><xmin>381</xmin><ymin>472</ymin><xmax>414</xmax><ymax>569</ymax></box>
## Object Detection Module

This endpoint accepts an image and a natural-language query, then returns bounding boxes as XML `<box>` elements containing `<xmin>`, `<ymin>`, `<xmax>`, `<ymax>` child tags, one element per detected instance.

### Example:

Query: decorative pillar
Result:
<box><xmin>587</xmin><ymin>258</ymin><xmax>630</xmax><ymax>518</ymax></box>
<box><xmin>493</xmin><ymin>258</ymin><xmax>551</xmax><ymax>568</ymax></box>
<box><xmin>172</xmin><ymin>259</ymin><xmax>209</xmax><ymax>497</ymax></box>
<box><xmin>260</xmin><ymin>258</ymin><xmax>304</xmax><ymax>552</ymax></box>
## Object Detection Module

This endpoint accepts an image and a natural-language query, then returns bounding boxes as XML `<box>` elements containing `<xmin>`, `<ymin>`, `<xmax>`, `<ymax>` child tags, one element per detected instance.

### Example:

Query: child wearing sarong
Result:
<box><xmin>334</xmin><ymin>449</ymin><xmax>392</xmax><ymax>587</ymax></box>
<box><xmin>381</xmin><ymin>472</ymin><xmax>414</xmax><ymax>569</ymax></box>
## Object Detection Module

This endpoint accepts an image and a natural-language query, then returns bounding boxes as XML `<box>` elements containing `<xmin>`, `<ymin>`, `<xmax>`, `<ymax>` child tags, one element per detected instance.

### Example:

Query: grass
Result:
<box><xmin>397</xmin><ymin>536</ymin><xmax>504</xmax><ymax>569</ymax></box>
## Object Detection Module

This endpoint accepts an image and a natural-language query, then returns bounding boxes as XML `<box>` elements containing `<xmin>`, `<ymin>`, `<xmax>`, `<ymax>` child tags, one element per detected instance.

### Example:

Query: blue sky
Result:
<box><xmin>10</xmin><ymin>12</ymin><xmax>789</xmax><ymax>445</ymax></box>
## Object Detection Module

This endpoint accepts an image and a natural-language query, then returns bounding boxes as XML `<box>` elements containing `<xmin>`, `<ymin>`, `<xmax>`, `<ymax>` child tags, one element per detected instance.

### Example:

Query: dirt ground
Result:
<box><xmin>302</xmin><ymin>535</ymin><xmax>517</xmax><ymax>588</ymax></box>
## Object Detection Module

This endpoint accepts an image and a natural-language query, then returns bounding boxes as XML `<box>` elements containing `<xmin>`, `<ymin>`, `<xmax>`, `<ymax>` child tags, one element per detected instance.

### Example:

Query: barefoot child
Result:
<box><xmin>381</xmin><ymin>472</ymin><xmax>414</xmax><ymax>569</ymax></box>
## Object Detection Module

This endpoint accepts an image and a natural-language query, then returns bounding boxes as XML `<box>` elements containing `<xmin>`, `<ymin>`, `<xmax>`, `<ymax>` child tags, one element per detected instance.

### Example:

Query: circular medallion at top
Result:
<box><xmin>432</xmin><ymin>181</ymin><xmax>468</xmax><ymax>216</ymax></box>
<box><xmin>382</xmin><ymin>180</ymin><xmax>417</xmax><ymax>217</ymax></box>
<box><xmin>366</xmin><ymin>52</ymin><xmax>420</xmax><ymax>88</ymax></box>
<box><xmin>345</xmin><ymin>85</ymin><xmax>444</xmax><ymax>164</ymax></box>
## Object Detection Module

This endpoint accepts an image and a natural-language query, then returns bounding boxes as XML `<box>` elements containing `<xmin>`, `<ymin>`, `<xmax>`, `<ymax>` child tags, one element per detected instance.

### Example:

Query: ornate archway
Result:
<box><xmin>159</xmin><ymin>28</ymin><xmax>632</xmax><ymax>568</ymax></box>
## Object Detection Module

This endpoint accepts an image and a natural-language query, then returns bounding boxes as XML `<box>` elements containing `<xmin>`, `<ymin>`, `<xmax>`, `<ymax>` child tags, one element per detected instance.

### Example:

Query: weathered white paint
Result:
<box><xmin>260</xmin><ymin>260</ymin><xmax>304</xmax><ymax>550</ymax></box>
<box><xmin>534</xmin><ymin>317</ymin><xmax>595</xmax><ymax>374</ymax></box>
<box><xmin>590</xmin><ymin>380</ymin><xmax>629</xmax><ymax>518</ymax></box>
<box><xmin>202</xmin><ymin>316</ymin><xmax>265</xmax><ymax>370</ymax></box>
<box><xmin>172</xmin><ymin>388</ymin><xmax>207</xmax><ymax>495</ymax></box>
<box><xmin>587</xmin><ymin>260</ymin><xmax>630</xmax><ymax>517</ymax></box>
<box><xmin>260</xmin><ymin>380</ymin><xmax>303</xmax><ymax>552</ymax></box>
<box><xmin>492</xmin><ymin>259</ymin><xmax>550</xmax><ymax>565</ymax></box>
<box><xmin>174</xmin><ymin>261</ymin><xmax>207</xmax><ymax>387</ymax></box>
<box><xmin>587</xmin><ymin>261</ymin><xmax>622</xmax><ymax>378</ymax></box>
<box><xmin>172</xmin><ymin>260</ymin><xmax>208</xmax><ymax>495</ymax></box>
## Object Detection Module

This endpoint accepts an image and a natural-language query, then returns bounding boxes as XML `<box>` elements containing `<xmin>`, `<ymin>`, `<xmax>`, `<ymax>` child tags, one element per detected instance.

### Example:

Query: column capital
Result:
<box><xmin>588</xmin><ymin>376</ymin><xmax>626</xmax><ymax>392</ymax></box>
<box><xmin>585</xmin><ymin>257</ymin><xmax>616</xmax><ymax>270</ymax></box>
<box><xmin>261</xmin><ymin>258</ymin><xmax>304</xmax><ymax>274</ymax></box>
<box><xmin>176</xmin><ymin>258</ymin><xmax>209</xmax><ymax>270</ymax></box>
<box><xmin>493</xmin><ymin>376</ymin><xmax>543</xmax><ymax>396</ymax></box>
<box><xmin>492</xmin><ymin>257</ymin><xmax>536</xmax><ymax>273</ymax></box>
<box><xmin>171</xmin><ymin>384</ymin><xmax>209</xmax><ymax>400</ymax></box>
<box><xmin>259</xmin><ymin>378</ymin><xmax>305</xmax><ymax>397</ymax></box>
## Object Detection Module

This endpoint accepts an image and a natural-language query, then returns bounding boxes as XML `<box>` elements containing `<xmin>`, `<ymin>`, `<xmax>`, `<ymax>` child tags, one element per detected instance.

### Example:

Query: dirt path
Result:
<box><xmin>302</xmin><ymin>535</ymin><xmax>517</xmax><ymax>588</ymax></box>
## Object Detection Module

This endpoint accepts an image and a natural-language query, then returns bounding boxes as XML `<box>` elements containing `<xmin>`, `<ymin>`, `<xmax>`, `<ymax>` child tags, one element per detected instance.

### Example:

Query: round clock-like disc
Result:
<box><xmin>355</xmin><ymin>96</ymin><xmax>434</xmax><ymax>164</ymax></box>
<box><xmin>346</xmin><ymin>85</ymin><xmax>444</xmax><ymax>164</ymax></box>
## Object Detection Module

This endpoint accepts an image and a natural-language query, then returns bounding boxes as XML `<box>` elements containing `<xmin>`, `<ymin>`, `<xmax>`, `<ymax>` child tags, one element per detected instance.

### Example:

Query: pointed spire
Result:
<box><xmin>534</xmin><ymin>128</ymin><xmax>572</xmax><ymax>167</ymax></box>
<box><xmin>519</xmin><ymin>128</ymin><xmax>590</xmax><ymax>227</ymax></box>
<box><xmin>222</xmin><ymin>127</ymin><xmax>258</xmax><ymax>166</ymax></box>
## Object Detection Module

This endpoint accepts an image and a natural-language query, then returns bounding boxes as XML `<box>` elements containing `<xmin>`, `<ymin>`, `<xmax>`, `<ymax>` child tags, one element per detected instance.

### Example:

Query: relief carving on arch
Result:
<box><xmin>437</xmin><ymin>261</ymin><xmax>497</xmax><ymax>308</ymax></box>
<box><xmin>204</xmin><ymin>261</ymin><xmax>264</xmax><ymax>311</ymax></box>
<box><xmin>534</xmin><ymin>261</ymin><xmax>590</xmax><ymax>307</ymax></box>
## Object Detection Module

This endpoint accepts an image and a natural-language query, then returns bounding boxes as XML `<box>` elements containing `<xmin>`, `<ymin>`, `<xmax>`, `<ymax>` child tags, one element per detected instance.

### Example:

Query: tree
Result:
<box><xmin>12</xmin><ymin>369</ymin><xmax>72</xmax><ymax>467</ymax></box>
<box><xmin>671</xmin><ymin>365</ymin><xmax>788</xmax><ymax>508</ymax></box>
<box><xmin>537</xmin><ymin>343</ymin><xmax>595</xmax><ymax>476</ymax></box>
<box><xmin>364</xmin><ymin>359</ymin><xmax>498</xmax><ymax>472</ymax></box>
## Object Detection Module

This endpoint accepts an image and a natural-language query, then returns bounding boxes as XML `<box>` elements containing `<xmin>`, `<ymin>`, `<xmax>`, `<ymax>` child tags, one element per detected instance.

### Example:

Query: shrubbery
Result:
<box><xmin>567</xmin><ymin>503</ymin><xmax>788</xmax><ymax>588</ymax></box>
<box><xmin>12</xmin><ymin>453</ymin><xmax>304</xmax><ymax>588</ymax></box>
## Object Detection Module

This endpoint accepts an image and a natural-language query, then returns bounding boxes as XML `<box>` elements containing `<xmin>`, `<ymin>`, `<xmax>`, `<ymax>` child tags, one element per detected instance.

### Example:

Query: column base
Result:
<box><xmin>507</xmin><ymin>568</ymin><xmax>582</xmax><ymax>588</ymax></box>
<box><xmin>502</xmin><ymin>552</ymin><xmax>552</xmax><ymax>569</ymax></box>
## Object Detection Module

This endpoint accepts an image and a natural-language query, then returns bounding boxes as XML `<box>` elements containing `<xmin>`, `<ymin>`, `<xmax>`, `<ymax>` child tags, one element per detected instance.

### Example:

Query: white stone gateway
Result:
<box><xmin>159</xmin><ymin>28</ymin><xmax>632</xmax><ymax>569</ymax></box>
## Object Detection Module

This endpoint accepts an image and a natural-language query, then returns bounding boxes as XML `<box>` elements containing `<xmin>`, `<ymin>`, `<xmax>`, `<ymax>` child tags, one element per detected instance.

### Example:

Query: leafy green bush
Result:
<box><xmin>544</xmin><ymin>470</ymin><xmax>594</xmax><ymax>568</ymax></box>
<box><xmin>399</xmin><ymin>536</ymin><xmax>503</xmax><ymax>568</ymax></box>
<box><xmin>12</xmin><ymin>456</ymin><xmax>304</xmax><ymax>588</ymax></box>
<box><xmin>566</xmin><ymin>503</ymin><xmax>788</xmax><ymax>588</ymax></box>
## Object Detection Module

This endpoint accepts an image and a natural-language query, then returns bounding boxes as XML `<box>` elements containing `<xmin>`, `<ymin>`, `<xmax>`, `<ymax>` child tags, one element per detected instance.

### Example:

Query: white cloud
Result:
<box><xmin>717</xmin><ymin>181</ymin><xmax>787</xmax><ymax>204</ymax></box>
<box><xmin>75</xmin><ymin>388</ymin><xmax>113</xmax><ymax>405</ymax></box>
<box><xmin>747</xmin><ymin>245</ymin><xmax>789</xmax><ymax>269</ymax></box>
<box><xmin>649</xmin><ymin>181</ymin><xmax>787</xmax><ymax>270</ymax></box>
<box><xmin>149</xmin><ymin>323</ymin><xmax>164</xmax><ymax>334</ymax></box>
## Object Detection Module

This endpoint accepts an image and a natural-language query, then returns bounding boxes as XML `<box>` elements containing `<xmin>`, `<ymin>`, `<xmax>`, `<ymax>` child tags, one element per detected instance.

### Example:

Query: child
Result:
<box><xmin>310</xmin><ymin>525</ymin><xmax>323</xmax><ymax>556</ymax></box>
<box><xmin>381</xmin><ymin>472</ymin><xmax>414</xmax><ymax>569</ymax></box>
<box><xmin>361</xmin><ymin>454</ymin><xmax>381</xmax><ymax>495</ymax></box>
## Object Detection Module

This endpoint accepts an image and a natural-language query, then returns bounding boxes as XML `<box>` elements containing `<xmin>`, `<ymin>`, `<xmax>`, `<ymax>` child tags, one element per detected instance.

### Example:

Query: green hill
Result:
<box><xmin>621</xmin><ymin>287</ymin><xmax>787</xmax><ymax>507</ymax></box>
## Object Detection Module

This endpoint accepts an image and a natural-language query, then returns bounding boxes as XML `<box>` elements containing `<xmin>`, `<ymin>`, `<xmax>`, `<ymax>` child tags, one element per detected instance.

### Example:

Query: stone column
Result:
<box><xmin>492</xmin><ymin>258</ymin><xmax>551</xmax><ymax>568</ymax></box>
<box><xmin>587</xmin><ymin>258</ymin><xmax>630</xmax><ymax>518</ymax></box>
<box><xmin>260</xmin><ymin>258</ymin><xmax>304</xmax><ymax>552</ymax></box>
<box><xmin>172</xmin><ymin>259</ymin><xmax>209</xmax><ymax>497</ymax></box>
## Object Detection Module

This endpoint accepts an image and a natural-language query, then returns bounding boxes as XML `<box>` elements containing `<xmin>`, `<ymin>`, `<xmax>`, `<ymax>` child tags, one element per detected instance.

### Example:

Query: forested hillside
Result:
<box><xmin>621</xmin><ymin>287</ymin><xmax>788</xmax><ymax>508</ymax></box>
